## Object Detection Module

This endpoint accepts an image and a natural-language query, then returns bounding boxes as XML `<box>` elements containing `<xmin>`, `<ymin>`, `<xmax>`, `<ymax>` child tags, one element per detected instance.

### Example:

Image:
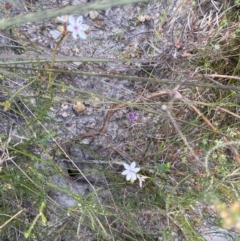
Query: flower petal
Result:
<box><xmin>130</xmin><ymin>173</ymin><xmax>137</xmax><ymax>181</ymax></box>
<box><xmin>133</xmin><ymin>167</ymin><xmax>140</xmax><ymax>173</ymax></box>
<box><xmin>79</xmin><ymin>24</ymin><xmax>89</xmax><ymax>31</ymax></box>
<box><xmin>76</xmin><ymin>16</ymin><xmax>83</xmax><ymax>25</ymax></box>
<box><xmin>121</xmin><ymin>170</ymin><xmax>129</xmax><ymax>175</ymax></box>
<box><xmin>123</xmin><ymin>163</ymin><xmax>130</xmax><ymax>170</ymax></box>
<box><xmin>126</xmin><ymin>172</ymin><xmax>134</xmax><ymax>181</ymax></box>
<box><xmin>72</xmin><ymin>32</ymin><xmax>78</xmax><ymax>39</ymax></box>
<box><xmin>129</xmin><ymin>111</ymin><xmax>137</xmax><ymax>121</ymax></box>
<box><xmin>130</xmin><ymin>162</ymin><xmax>136</xmax><ymax>169</ymax></box>
<box><xmin>67</xmin><ymin>25</ymin><xmax>75</xmax><ymax>32</ymax></box>
<box><xmin>137</xmin><ymin>175</ymin><xmax>148</xmax><ymax>187</ymax></box>
<box><xmin>57</xmin><ymin>15</ymin><xmax>69</xmax><ymax>23</ymax></box>
<box><xmin>49</xmin><ymin>30</ymin><xmax>61</xmax><ymax>40</ymax></box>
<box><xmin>78</xmin><ymin>30</ymin><xmax>87</xmax><ymax>39</ymax></box>
<box><xmin>68</xmin><ymin>15</ymin><xmax>75</xmax><ymax>25</ymax></box>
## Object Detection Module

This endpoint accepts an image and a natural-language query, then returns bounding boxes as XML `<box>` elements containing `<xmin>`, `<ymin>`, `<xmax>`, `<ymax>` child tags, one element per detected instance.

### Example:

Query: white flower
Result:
<box><xmin>137</xmin><ymin>175</ymin><xmax>148</xmax><ymax>187</ymax></box>
<box><xmin>121</xmin><ymin>162</ymin><xmax>140</xmax><ymax>183</ymax></box>
<box><xmin>67</xmin><ymin>15</ymin><xmax>89</xmax><ymax>40</ymax></box>
<box><xmin>56</xmin><ymin>15</ymin><xmax>69</xmax><ymax>23</ymax></box>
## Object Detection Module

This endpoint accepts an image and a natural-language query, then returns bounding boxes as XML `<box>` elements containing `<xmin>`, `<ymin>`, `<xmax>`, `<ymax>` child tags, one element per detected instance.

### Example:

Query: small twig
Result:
<box><xmin>79</xmin><ymin>90</ymin><xmax>174</xmax><ymax>139</ymax></box>
<box><xmin>222</xmin><ymin>167</ymin><xmax>240</xmax><ymax>181</ymax></box>
<box><xmin>203</xmin><ymin>74</ymin><xmax>240</xmax><ymax>81</ymax></box>
<box><xmin>216</xmin><ymin>106</ymin><xmax>240</xmax><ymax>120</ymax></box>
<box><xmin>0</xmin><ymin>209</ymin><xmax>25</xmax><ymax>230</ymax></box>
<box><xmin>164</xmin><ymin>105</ymin><xmax>201</xmax><ymax>167</ymax></box>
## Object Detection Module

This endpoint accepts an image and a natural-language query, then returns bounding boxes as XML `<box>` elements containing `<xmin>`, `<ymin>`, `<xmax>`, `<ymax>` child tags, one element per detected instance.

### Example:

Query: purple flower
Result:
<box><xmin>128</xmin><ymin>111</ymin><xmax>137</xmax><ymax>121</ymax></box>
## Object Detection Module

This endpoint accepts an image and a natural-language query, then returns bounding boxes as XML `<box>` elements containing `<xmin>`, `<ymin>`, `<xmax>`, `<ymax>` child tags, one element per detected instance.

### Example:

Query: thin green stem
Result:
<box><xmin>28</xmin><ymin>34</ymin><xmax>66</xmax><ymax>126</ymax></box>
<box><xmin>48</xmin><ymin>34</ymin><xmax>65</xmax><ymax>90</ymax></box>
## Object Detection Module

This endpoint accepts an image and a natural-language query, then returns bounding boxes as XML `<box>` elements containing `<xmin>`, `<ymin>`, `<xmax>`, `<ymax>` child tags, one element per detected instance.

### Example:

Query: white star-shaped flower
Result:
<box><xmin>121</xmin><ymin>162</ymin><xmax>140</xmax><ymax>183</ymax></box>
<box><xmin>67</xmin><ymin>15</ymin><xmax>89</xmax><ymax>40</ymax></box>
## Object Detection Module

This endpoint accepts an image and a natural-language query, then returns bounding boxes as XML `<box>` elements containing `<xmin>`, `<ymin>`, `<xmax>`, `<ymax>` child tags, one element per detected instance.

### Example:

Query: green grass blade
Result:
<box><xmin>0</xmin><ymin>0</ymin><xmax>151</xmax><ymax>29</ymax></box>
